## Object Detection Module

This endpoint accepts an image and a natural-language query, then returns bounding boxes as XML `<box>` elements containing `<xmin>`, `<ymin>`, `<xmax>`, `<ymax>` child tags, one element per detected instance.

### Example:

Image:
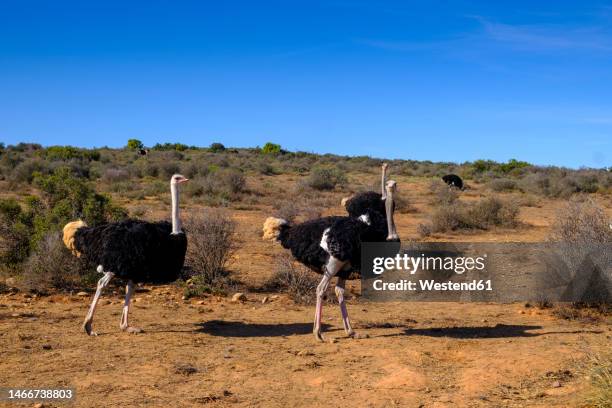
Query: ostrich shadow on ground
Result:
<box><xmin>375</xmin><ymin>324</ymin><xmax>603</xmax><ymax>339</ymax></box>
<box><xmin>195</xmin><ymin>320</ymin><xmax>332</xmax><ymax>337</ymax></box>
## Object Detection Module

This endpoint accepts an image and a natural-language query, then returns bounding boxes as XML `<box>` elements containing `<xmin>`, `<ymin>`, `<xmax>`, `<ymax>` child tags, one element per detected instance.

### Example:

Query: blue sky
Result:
<box><xmin>0</xmin><ymin>1</ymin><xmax>611</xmax><ymax>168</ymax></box>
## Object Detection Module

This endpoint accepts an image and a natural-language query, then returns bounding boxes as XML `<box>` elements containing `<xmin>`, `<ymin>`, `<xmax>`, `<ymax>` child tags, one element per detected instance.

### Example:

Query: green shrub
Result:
<box><xmin>30</xmin><ymin>167</ymin><xmax>127</xmax><ymax>244</ymax></box>
<box><xmin>42</xmin><ymin>146</ymin><xmax>100</xmax><ymax>162</ymax></box>
<box><xmin>152</xmin><ymin>142</ymin><xmax>188</xmax><ymax>151</ymax></box>
<box><xmin>127</xmin><ymin>139</ymin><xmax>144</xmax><ymax>150</ymax></box>
<box><xmin>209</xmin><ymin>142</ymin><xmax>226</xmax><ymax>153</ymax></box>
<box><xmin>0</xmin><ymin>199</ymin><xmax>32</xmax><ymax>266</ymax></box>
<box><xmin>262</xmin><ymin>142</ymin><xmax>281</xmax><ymax>154</ymax></box>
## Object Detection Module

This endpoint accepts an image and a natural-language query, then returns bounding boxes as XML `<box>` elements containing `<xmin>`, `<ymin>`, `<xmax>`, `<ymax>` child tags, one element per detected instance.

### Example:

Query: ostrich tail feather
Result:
<box><xmin>262</xmin><ymin>217</ymin><xmax>288</xmax><ymax>241</ymax></box>
<box><xmin>62</xmin><ymin>220</ymin><xmax>88</xmax><ymax>257</ymax></box>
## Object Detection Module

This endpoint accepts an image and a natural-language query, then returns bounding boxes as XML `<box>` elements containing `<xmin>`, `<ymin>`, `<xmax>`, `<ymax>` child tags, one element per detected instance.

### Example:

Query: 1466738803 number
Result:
<box><xmin>1</xmin><ymin>388</ymin><xmax>75</xmax><ymax>400</ymax></box>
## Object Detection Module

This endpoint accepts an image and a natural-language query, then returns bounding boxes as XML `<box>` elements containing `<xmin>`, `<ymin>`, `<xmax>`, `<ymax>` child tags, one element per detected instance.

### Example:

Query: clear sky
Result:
<box><xmin>0</xmin><ymin>1</ymin><xmax>611</xmax><ymax>168</ymax></box>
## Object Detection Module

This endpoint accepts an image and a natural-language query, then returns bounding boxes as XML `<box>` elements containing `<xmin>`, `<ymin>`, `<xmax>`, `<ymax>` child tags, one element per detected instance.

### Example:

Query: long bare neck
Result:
<box><xmin>171</xmin><ymin>183</ymin><xmax>181</xmax><ymax>234</ymax></box>
<box><xmin>385</xmin><ymin>188</ymin><xmax>398</xmax><ymax>240</ymax></box>
<box><xmin>381</xmin><ymin>166</ymin><xmax>388</xmax><ymax>199</ymax></box>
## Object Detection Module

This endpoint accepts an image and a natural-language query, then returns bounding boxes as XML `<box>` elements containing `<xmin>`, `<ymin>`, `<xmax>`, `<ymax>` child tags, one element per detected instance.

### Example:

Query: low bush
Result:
<box><xmin>306</xmin><ymin>167</ymin><xmax>347</xmax><ymax>191</ymax></box>
<box><xmin>102</xmin><ymin>168</ymin><xmax>130</xmax><ymax>183</ymax></box>
<box><xmin>419</xmin><ymin>196</ymin><xmax>519</xmax><ymax>236</ymax></box>
<box><xmin>20</xmin><ymin>232</ymin><xmax>91</xmax><ymax>293</ymax></box>
<box><xmin>183</xmin><ymin>211</ymin><xmax>236</xmax><ymax>297</ymax></box>
<box><xmin>488</xmin><ymin>178</ymin><xmax>517</xmax><ymax>192</ymax></box>
<box><xmin>548</xmin><ymin>198</ymin><xmax>611</xmax><ymax>306</ymax></box>
<box><xmin>263</xmin><ymin>254</ymin><xmax>324</xmax><ymax>304</ymax></box>
<box><xmin>429</xmin><ymin>180</ymin><xmax>458</xmax><ymax>205</ymax></box>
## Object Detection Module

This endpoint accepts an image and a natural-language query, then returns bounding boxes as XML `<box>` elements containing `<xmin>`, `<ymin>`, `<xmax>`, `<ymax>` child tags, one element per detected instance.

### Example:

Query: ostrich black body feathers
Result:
<box><xmin>442</xmin><ymin>174</ymin><xmax>463</xmax><ymax>190</ymax></box>
<box><xmin>73</xmin><ymin>219</ymin><xmax>187</xmax><ymax>283</ymax></box>
<box><xmin>345</xmin><ymin>191</ymin><xmax>386</xmax><ymax>218</ymax></box>
<box><xmin>277</xmin><ymin>211</ymin><xmax>390</xmax><ymax>280</ymax></box>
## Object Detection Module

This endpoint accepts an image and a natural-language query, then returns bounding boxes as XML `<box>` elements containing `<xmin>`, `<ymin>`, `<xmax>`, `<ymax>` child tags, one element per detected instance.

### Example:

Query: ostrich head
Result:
<box><xmin>171</xmin><ymin>174</ymin><xmax>189</xmax><ymax>185</ymax></box>
<box><xmin>385</xmin><ymin>180</ymin><xmax>399</xmax><ymax>241</ymax></box>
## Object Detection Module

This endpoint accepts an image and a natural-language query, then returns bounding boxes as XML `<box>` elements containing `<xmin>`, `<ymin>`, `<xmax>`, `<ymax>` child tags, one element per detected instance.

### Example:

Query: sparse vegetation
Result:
<box><xmin>582</xmin><ymin>349</ymin><xmax>612</xmax><ymax>408</ymax></box>
<box><xmin>419</xmin><ymin>196</ymin><xmax>519</xmax><ymax>236</ymax></box>
<box><xmin>183</xmin><ymin>211</ymin><xmax>236</xmax><ymax>297</ymax></box>
<box><xmin>306</xmin><ymin>166</ymin><xmax>347</xmax><ymax>191</ymax></box>
<box><xmin>263</xmin><ymin>254</ymin><xmax>322</xmax><ymax>304</ymax></box>
<box><xmin>0</xmin><ymin>142</ymin><xmax>610</xmax><ymax>296</ymax></box>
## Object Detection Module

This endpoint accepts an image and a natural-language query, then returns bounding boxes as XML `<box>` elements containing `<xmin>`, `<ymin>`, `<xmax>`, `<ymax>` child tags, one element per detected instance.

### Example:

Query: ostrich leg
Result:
<box><xmin>120</xmin><ymin>280</ymin><xmax>143</xmax><ymax>333</ymax></box>
<box><xmin>83</xmin><ymin>270</ymin><xmax>114</xmax><ymax>336</ymax></box>
<box><xmin>314</xmin><ymin>256</ymin><xmax>344</xmax><ymax>342</ymax></box>
<box><xmin>335</xmin><ymin>277</ymin><xmax>360</xmax><ymax>338</ymax></box>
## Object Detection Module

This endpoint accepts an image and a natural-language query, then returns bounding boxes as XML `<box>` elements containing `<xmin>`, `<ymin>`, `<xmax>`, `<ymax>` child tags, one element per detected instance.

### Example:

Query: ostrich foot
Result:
<box><xmin>313</xmin><ymin>329</ymin><xmax>325</xmax><ymax>342</ymax></box>
<box><xmin>83</xmin><ymin>321</ymin><xmax>98</xmax><ymax>336</ymax></box>
<box><xmin>348</xmin><ymin>330</ymin><xmax>368</xmax><ymax>339</ymax></box>
<box><xmin>122</xmin><ymin>326</ymin><xmax>143</xmax><ymax>334</ymax></box>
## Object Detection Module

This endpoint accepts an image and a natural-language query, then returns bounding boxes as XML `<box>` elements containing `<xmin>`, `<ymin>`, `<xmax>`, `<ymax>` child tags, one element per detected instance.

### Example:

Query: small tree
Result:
<box><xmin>209</xmin><ymin>142</ymin><xmax>226</xmax><ymax>153</ymax></box>
<box><xmin>262</xmin><ymin>142</ymin><xmax>281</xmax><ymax>154</ymax></box>
<box><xmin>127</xmin><ymin>139</ymin><xmax>144</xmax><ymax>150</ymax></box>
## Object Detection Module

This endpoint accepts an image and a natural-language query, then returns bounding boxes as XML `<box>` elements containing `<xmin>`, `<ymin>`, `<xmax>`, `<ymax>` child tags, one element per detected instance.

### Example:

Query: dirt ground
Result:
<box><xmin>1</xmin><ymin>181</ymin><xmax>611</xmax><ymax>407</ymax></box>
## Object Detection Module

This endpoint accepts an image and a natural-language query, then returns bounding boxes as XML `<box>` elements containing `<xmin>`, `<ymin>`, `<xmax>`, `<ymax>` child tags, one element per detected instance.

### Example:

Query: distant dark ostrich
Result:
<box><xmin>442</xmin><ymin>174</ymin><xmax>463</xmax><ymax>190</ymax></box>
<box><xmin>342</xmin><ymin>163</ymin><xmax>388</xmax><ymax>217</ymax></box>
<box><xmin>138</xmin><ymin>148</ymin><xmax>149</xmax><ymax>156</ymax></box>
<box><xmin>63</xmin><ymin>174</ymin><xmax>189</xmax><ymax>335</ymax></box>
<box><xmin>264</xmin><ymin>180</ymin><xmax>400</xmax><ymax>341</ymax></box>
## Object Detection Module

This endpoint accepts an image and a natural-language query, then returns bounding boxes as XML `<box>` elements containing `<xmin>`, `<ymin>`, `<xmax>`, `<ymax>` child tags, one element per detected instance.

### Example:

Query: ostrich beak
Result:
<box><xmin>178</xmin><ymin>178</ymin><xmax>189</xmax><ymax>184</ymax></box>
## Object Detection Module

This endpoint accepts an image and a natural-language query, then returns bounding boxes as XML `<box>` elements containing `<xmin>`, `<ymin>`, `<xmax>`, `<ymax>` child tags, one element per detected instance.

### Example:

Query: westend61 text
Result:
<box><xmin>372</xmin><ymin>279</ymin><xmax>493</xmax><ymax>291</ymax></box>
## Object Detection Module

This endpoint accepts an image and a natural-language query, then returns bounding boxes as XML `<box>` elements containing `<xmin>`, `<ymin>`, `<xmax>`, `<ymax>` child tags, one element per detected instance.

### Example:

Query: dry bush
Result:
<box><xmin>102</xmin><ymin>168</ymin><xmax>129</xmax><ymax>183</ymax></box>
<box><xmin>419</xmin><ymin>196</ymin><xmax>519</xmax><ymax>236</ymax></box>
<box><xmin>488</xmin><ymin>178</ymin><xmax>517</xmax><ymax>192</ymax></box>
<box><xmin>582</xmin><ymin>349</ymin><xmax>612</xmax><ymax>408</ymax></box>
<box><xmin>306</xmin><ymin>167</ymin><xmax>347</xmax><ymax>191</ymax></box>
<box><xmin>273</xmin><ymin>198</ymin><xmax>322</xmax><ymax>223</ymax></box>
<box><xmin>187</xmin><ymin>169</ymin><xmax>246</xmax><ymax>202</ymax></box>
<box><xmin>552</xmin><ymin>303</ymin><xmax>610</xmax><ymax>323</ymax></box>
<box><xmin>468</xmin><ymin>196</ymin><xmax>520</xmax><ymax>228</ymax></box>
<box><xmin>551</xmin><ymin>197</ymin><xmax>611</xmax><ymax>244</ymax></box>
<box><xmin>394</xmin><ymin>190</ymin><xmax>417</xmax><ymax>214</ymax></box>
<box><xmin>183</xmin><ymin>210</ymin><xmax>236</xmax><ymax>296</ymax></box>
<box><xmin>428</xmin><ymin>180</ymin><xmax>458</xmax><ymax>205</ymax></box>
<box><xmin>548</xmin><ymin>198</ymin><xmax>611</xmax><ymax>307</ymax></box>
<box><xmin>21</xmin><ymin>232</ymin><xmax>90</xmax><ymax>293</ymax></box>
<box><xmin>264</xmin><ymin>254</ymin><xmax>332</xmax><ymax>304</ymax></box>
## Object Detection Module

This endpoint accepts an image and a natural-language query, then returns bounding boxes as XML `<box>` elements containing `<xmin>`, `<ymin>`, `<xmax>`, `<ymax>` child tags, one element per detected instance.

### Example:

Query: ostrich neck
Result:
<box><xmin>171</xmin><ymin>183</ymin><xmax>181</xmax><ymax>234</ymax></box>
<box><xmin>381</xmin><ymin>168</ymin><xmax>387</xmax><ymax>199</ymax></box>
<box><xmin>385</xmin><ymin>190</ymin><xmax>397</xmax><ymax>239</ymax></box>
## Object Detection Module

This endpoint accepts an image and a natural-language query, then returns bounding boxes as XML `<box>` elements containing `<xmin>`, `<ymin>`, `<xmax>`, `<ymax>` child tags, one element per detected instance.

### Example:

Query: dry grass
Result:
<box><xmin>263</xmin><ymin>254</ymin><xmax>332</xmax><ymax>305</ymax></box>
<box><xmin>583</xmin><ymin>349</ymin><xmax>612</xmax><ymax>408</ymax></box>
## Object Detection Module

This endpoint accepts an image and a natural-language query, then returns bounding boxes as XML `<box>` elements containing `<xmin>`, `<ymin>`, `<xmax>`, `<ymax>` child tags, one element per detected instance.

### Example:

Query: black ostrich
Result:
<box><xmin>62</xmin><ymin>174</ymin><xmax>189</xmax><ymax>335</ymax></box>
<box><xmin>263</xmin><ymin>180</ymin><xmax>400</xmax><ymax>341</ymax></box>
<box><xmin>138</xmin><ymin>148</ymin><xmax>149</xmax><ymax>156</ymax></box>
<box><xmin>442</xmin><ymin>174</ymin><xmax>463</xmax><ymax>190</ymax></box>
<box><xmin>343</xmin><ymin>162</ymin><xmax>388</xmax><ymax>217</ymax></box>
